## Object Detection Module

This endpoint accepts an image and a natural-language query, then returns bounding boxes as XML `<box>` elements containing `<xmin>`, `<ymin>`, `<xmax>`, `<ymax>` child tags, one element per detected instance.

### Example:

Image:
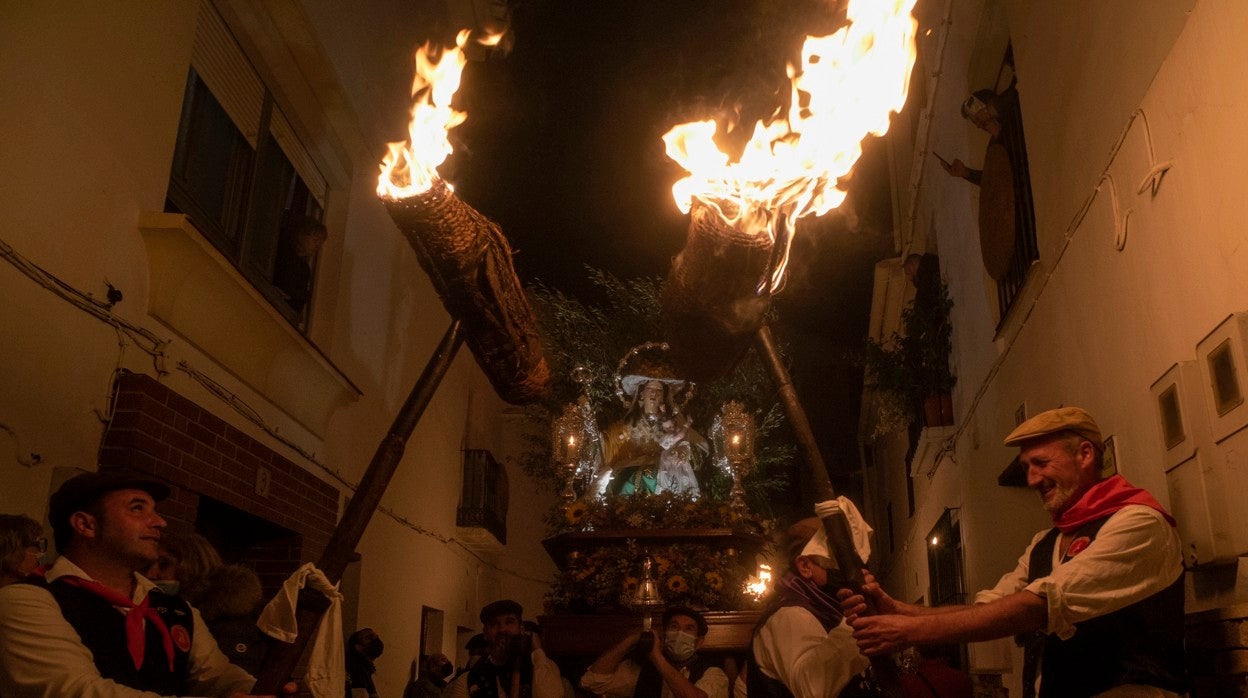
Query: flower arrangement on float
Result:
<box><xmin>547</xmin><ymin>492</ymin><xmax>771</xmax><ymax>534</ymax></box>
<box><xmin>547</xmin><ymin>537</ymin><xmax>759</xmax><ymax>614</ymax></box>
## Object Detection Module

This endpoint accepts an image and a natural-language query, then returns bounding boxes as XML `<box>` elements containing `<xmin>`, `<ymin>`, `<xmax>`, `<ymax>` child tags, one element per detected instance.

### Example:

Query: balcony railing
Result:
<box><xmin>457</xmin><ymin>449</ymin><xmax>508</xmax><ymax>545</ymax></box>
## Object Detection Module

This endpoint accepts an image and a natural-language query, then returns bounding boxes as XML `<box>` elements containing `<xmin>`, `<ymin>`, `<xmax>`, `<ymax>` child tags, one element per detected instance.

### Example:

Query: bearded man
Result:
<box><xmin>842</xmin><ymin>407</ymin><xmax>1186</xmax><ymax>698</ymax></box>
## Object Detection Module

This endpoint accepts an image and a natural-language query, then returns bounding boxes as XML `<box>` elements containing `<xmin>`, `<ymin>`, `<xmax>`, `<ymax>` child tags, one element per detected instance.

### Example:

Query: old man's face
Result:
<box><xmin>1021</xmin><ymin>434</ymin><xmax>1098</xmax><ymax>516</ymax></box>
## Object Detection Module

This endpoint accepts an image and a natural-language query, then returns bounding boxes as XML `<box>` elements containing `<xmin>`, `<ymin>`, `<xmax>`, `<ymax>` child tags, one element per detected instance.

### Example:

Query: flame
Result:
<box><xmin>747</xmin><ymin>563</ymin><xmax>773</xmax><ymax>599</ymax></box>
<box><xmin>378</xmin><ymin>30</ymin><xmax>500</xmax><ymax>199</ymax></box>
<box><xmin>662</xmin><ymin>0</ymin><xmax>918</xmax><ymax>291</ymax></box>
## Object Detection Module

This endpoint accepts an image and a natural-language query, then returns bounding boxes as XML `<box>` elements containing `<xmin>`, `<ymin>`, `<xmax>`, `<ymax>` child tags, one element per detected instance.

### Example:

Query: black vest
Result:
<box><xmin>633</xmin><ymin>654</ymin><xmax>708</xmax><ymax>697</ymax></box>
<box><xmin>746</xmin><ymin>660</ymin><xmax>793</xmax><ymax>698</ymax></box>
<box><xmin>39</xmin><ymin>577</ymin><xmax>195</xmax><ymax>696</ymax></box>
<box><xmin>1022</xmin><ymin>515</ymin><xmax>1186</xmax><ymax>698</ymax></box>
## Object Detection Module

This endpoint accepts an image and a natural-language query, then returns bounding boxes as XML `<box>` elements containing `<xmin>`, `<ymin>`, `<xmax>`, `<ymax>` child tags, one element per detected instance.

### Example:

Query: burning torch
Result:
<box><xmin>254</xmin><ymin>30</ymin><xmax>548</xmax><ymax>692</ymax></box>
<box><xmin>659</xmin><ymin>1</ymin><xmax>918</xmax><ymax>694</ymax></box>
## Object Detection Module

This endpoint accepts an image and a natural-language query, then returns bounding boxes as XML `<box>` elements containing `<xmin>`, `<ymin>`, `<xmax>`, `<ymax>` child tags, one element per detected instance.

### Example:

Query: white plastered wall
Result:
<box><xmin>0</xmin><ymin>3</ymin><xmax>557</xmax><ymax>697</ymax></box>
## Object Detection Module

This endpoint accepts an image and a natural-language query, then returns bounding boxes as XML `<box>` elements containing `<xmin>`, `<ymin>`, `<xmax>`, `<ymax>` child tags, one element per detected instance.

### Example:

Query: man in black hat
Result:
<box><xmin>445</xmin><ymin>599</ymin><xmax>564</xmax><ymax>698</ymax></box>
<box><xmin>0</xmin><ymin>469</ymin><xmax>264</xmax><ymax>697</ymax></box>
<box><xmin>346</xmin><ymin>627</ymin><xmax>385</xmax><ymax>697</ymax></box>
<box><xmin>842</xmin><ymin>407</ymin><xmax>1186</xmax><ymax>697</ymax></box>
<box><xmin>459</xmin><ymin>633</ymin><xmax>488</xmax><ymax>677</ymax></box>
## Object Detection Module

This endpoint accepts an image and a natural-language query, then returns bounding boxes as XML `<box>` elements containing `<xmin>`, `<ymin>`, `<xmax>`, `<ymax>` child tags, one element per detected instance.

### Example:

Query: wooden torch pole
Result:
<box><xmin>754</xmin><ymin>322</ymin><xmax>901</xmax><ymax>696</ymax></box>
<box><xmin>252</xmin><ymin>319</ymin><xmax>465</xmax><ymax>694</ymax></box>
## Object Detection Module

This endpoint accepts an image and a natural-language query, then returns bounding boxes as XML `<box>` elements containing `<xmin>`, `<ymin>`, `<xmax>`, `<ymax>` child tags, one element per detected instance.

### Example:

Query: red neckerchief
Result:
<box><xmin>1053</xmin><ymin>474</ymin><xmax>1176</xmax><ymax>533</ymax></box>
<box><xmin>57</xmin><ymin>576</ymin><xmax>175</xmax><ymax>671</ymax></box>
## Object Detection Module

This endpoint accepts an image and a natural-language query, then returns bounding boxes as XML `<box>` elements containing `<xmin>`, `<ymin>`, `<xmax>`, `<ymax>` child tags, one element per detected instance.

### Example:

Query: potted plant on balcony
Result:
<box><xmin>862</xmin><ymin>277</ymin><xmax>956</xmax><ymax>431</ymax></box>
<box><xmin>901</xmin><ymin>276</ymin><xmax>955</xmax><ymax>426</ymax></box>
<box><xmin>861</xmin><ymin>336</ymin><xmax>912</xmax><ymax>439</ymax></box>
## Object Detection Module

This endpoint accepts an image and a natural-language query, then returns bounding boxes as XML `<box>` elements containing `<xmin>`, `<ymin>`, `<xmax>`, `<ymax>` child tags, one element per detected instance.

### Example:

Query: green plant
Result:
<box><xmin>860</xmin><ymin>276</ymin><xmax>955</xmax><ymax>417</ymax></box>
<box><xmin>900</xmin><ymin>276</ymin><xmax>955</xmax><ymax>396</ymax></box>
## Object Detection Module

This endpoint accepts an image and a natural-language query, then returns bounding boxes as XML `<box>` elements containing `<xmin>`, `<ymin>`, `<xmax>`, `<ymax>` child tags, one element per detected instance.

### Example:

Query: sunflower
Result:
<box><xmin>565</xmin><ymin>500</ymin><xmax>588</xmax><ymax>525</ymax></box>
<box><xmin>654</xmin><ymin>555</ymin><xmax>672</xmax><ymax>575</ymax></box>
<box><xmin>704</xmin><ymin>571</ymin><xmax>724</xmax><ymax>591</ymax></box>
<box><xmin>666</xmin><ymin>575</ymin><xmax>689</xmax><ymax>594</ymax></box>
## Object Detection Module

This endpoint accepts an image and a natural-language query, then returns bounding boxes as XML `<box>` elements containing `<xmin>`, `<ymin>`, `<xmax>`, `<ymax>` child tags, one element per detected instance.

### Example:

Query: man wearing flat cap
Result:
<box><xmin>841</xmin><ymin>407</ymin><xmax>1186</xmax><ymax>697</ymax></box>
<box><xmin>0</xmin><ymin>469</ymin><xmax>264</xmax><ymax>697</ymax></box>
<box><xmin>446</xmin><ymin>599</ymin><xmax>564</xmax><ymax>698</ymax></box>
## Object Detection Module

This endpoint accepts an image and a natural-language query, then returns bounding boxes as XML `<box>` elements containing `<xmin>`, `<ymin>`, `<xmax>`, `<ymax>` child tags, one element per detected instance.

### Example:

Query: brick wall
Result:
<box><xmin>99</xmin><ymin>370</ymin><xmax>338</xmax><ymax>583</ymax></box>
<box><xmin>1187</xmin><ymin>603</ymin><xmax>1248</xmax><ymax>698</ymax></box>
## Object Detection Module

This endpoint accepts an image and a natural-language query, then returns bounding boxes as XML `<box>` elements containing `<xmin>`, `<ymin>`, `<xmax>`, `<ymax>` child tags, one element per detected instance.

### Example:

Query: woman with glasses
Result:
<box><xmin>0</xmin><ymin>513</ymin><xmax>45</xmax><ymax>586</ymax></box>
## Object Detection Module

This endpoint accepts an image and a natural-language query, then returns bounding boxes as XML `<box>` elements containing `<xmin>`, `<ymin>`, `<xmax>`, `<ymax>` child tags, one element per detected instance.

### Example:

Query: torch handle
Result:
<box><xmin>252</xmin><ymin>320</ymin><xmax>464</xmax><ymax>694</ymax></box>
<box><xmin>752</xmin><ymin>323</ymin><xmax>833</xmax><ymax>502</ymax></box>
<box><xmin>822</xmin><ymin>509</ymin><xmax>902</xmax><ymax>696</ymax></box>
<box><xmin>821</xmin><ymin>510</ymin><xmax>867</xmax><ymax>589</ymax></box>
<box><xmin>754</xmin><ymin>323</ymin><xmax>901</xmax><ymax>697</ymax></box>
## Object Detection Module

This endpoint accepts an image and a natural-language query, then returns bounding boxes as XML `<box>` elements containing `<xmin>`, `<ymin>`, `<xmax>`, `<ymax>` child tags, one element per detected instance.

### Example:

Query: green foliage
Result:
<box><xmin>861</xmin><ymin>276</ymin><xmax>956</xmax><ymax>415</ymax></box>
<box><xmin>901</xmin><ymin>277</ymin><xmax>956</xmax><ymax>395</ymax></box>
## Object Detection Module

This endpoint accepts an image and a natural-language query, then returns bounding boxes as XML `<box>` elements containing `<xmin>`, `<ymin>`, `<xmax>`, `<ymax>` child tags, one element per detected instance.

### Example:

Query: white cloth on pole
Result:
<box><xmin>802</xmin><ymin>497</ymin><xmax>873</xmax><ymax>563</ymax></box>
<box><xmin>257</xmin><ymin>562</ymin><xmax>345</xmax><ymax>698</ymax></box>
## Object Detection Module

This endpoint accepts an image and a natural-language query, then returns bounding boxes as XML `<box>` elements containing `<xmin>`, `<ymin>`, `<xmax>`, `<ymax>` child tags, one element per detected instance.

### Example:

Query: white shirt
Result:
<box><xmin>750</xmin><ymin>608</ymin><xmax>869</xmax><ymax>698</ymax></box>
<box><xmin>445</xmin><ymin>649</ymin><xmax>566</xmax><ymax>698</ymax></box>
<box><xmin>0</xmin><ymin>556</ymin><xmax>256</xmax><ymax>698</ymax></box>
<box><xmin>580</xmin><ymin>658</ymin><xmax>729</xmax><ymax>698</ymax></box>
<box><xmin>973</xmin><ymin>505</ymin><xmax>1183</xmax><ymax>639</ymax></box>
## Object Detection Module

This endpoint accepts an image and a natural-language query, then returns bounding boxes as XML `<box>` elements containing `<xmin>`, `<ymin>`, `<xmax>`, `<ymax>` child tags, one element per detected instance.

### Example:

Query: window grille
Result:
<box><xmin>993</xmin><ymin>47</ymin><xmax>1039</xmax><ymax>324</ymax></box>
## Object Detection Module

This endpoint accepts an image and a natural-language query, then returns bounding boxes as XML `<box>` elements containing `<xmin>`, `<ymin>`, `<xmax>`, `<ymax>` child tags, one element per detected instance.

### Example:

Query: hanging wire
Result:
<box><xmin>942</xmin><ymin>107</ymin><xmax>1175</xmax><ymax>465</ymax></box>
<box><xmin>3</xmin><ymin>234</ymin><xmax>540</xmax><ymax>584</ymax></box>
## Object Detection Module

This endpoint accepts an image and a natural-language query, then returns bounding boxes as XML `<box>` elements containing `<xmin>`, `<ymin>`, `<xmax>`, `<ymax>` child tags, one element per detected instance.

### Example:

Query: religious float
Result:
<box><xmin>527</xmin><ymin>339</ymin><xmax>783</xmax><ymax>681</ymax></box>
<box><xmin>247</xmin><ymin>1</ymin><xmax>920</xmax><ymax>691</ymax></box>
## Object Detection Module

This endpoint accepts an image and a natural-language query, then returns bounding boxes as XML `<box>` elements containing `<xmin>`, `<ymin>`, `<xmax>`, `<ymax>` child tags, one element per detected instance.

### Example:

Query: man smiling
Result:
<box><xmin>0</xmin><ymin>470</ymin><xmax>263</xmax><ymax>697</ymax></box>
<box><xmin>841</xmin><ymin>407</ymin><xmax>1186</xmax><ymax>698</ymax></box>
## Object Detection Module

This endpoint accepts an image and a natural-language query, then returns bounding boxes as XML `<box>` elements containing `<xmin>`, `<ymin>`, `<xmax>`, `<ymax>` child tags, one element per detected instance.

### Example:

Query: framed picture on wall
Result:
<box><xmin>1196</xmin><ymin>313</ymin><xmax>1248</xmax><ymax>443</ymax></box>
<box><xmin>1101</xmin><ymin>435</ymin><xmax>1118</xmax><ymax>478</ymax></box>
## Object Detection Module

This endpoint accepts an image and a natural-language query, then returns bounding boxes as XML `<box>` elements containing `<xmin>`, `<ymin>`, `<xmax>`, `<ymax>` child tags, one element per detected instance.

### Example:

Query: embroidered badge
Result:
<box><xmin>171</xmin><ymin>624</ymin><xmax>191</xmax><ymax>653</ymax></box>
<box><xmin>1065</xmin><ymin>536</ymin><xmax>1092</xmax><ymax>558</ymax></box>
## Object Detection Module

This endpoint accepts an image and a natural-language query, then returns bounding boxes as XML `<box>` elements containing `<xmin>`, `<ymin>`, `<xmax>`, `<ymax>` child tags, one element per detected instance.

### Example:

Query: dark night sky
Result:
<box><xmin>441</xmin><ymin>0</ymin><xmax>898</xmax><ymax>486</ymax></box>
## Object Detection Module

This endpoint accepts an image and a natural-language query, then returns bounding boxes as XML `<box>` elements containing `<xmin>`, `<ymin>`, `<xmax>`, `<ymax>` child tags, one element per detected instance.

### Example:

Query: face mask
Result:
<box><xmin>153</xmin><ymin>580</ymin><xmax>180</xmax><ymax>595</ymax></box>
<box><xmin>819</xmin><ymin>576</ymin><xmax>842</xmax><ymax>597</ymax></box>
<box><xmin>664</xmin><ymin>630</ymin><xmax>696</xmax><ymax>663</ymax></box>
